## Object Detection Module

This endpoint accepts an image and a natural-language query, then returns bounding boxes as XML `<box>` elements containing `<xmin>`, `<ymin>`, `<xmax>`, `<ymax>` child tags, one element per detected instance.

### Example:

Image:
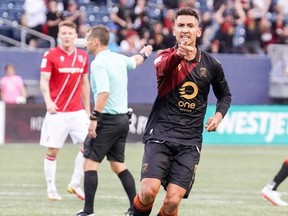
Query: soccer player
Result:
<box><xmin>75</xmin><ymin>25</ymin><xmax>152</xmax><ymax>216</ymax></box>
<box><xmin>261</xmin><ymin>158</ymin><xmax>288</xmax><ymax>206</ymax></box>
<box><xmin>132</xmin><ymin>7</ymin><xmax>232</xmax><ymax>216</ymax></box>
<box><xmin>40</xmin><ymin>20</ymin><xmax>90</xmax><ymax>201</ymax></box>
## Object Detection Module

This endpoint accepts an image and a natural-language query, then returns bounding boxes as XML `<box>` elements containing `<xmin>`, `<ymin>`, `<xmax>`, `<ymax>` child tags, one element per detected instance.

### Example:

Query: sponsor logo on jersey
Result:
<box><xmin>178</xmin><ymin>81</ymin><xmax>198</xmax><ymax>112</ymax></box>
<box><xmin>58</xmin><ymin>67</ymin><xmax>84</xmax><ymax>73</ymax></box>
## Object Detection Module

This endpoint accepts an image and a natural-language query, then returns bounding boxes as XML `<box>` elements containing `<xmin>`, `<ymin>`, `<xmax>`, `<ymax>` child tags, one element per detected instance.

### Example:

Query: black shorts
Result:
<box><xmin>141</xmin><ymin>139</ymin><xmax>201</xmax><ymax>198</ymax></box>
<box><xmin>83</xmin><ymin>113</ymin><xmax>129</xmax><ymax>163</ymax></box>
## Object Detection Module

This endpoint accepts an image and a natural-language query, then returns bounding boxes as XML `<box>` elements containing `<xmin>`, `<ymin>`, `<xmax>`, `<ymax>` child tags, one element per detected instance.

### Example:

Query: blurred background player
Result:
<box><xmin>39</xmin><ymin>20</ymin><xmax>90</xmax><ymax>201</ymax></box>
<box><xmin>75</xmin><ymin>25</ymin><xmax>152</xmax><ymax>216</ymax></box>
<box><xmin>261</xmin><ymin>158</ymin><xmax>288</xmax><ymax>206</ymax></box>
<box><xmin>0</xmin><ymin>63</ymin><xmax>27</xmax><ymax>104</ymax></box>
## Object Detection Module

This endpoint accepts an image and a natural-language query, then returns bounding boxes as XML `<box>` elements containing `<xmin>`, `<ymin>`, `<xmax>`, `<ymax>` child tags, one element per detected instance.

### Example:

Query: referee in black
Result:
<box><xmin>75</xmin><ymin>25</ymin><xmax>152</xmax><ymax>216</ymax></box>
<box><xmin>132</xmin><ymin>7</ymin><xmax>232</xmax><ymax>216</ymax></box>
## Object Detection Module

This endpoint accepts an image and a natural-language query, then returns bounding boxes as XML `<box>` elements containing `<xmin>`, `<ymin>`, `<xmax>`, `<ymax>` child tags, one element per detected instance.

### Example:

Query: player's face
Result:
<box><xmin>58</xmin><ymin>26</ymin><xmax>77</xmax><ymax>48</ymax></box>
<box><xmin>173</xmin><ymin>15</ymin><xmax>202</xmax><ymax>47</ymax></box>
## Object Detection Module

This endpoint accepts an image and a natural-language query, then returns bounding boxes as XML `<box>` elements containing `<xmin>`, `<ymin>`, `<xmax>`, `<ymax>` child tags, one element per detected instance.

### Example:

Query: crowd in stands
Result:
<box><xmin>1</xmin><ymin>0</ymin><xmax>288</xmax><ymax>54</ymax></box>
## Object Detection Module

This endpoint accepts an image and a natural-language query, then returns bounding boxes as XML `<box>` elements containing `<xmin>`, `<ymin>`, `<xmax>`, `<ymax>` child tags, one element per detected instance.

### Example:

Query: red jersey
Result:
<box><xmin>40</xmin><ymin>47</ymin><xmax>88</xmax><ymax>112</ymax></box>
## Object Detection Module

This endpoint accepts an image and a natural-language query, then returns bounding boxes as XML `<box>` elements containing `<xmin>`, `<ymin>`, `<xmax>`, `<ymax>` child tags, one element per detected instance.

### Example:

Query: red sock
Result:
<box><xmin>158</xmin><ymin>206</ymin><xmax>178</xmax><ymax>216</ymax></box>
<box><xmin>133</xmin><ymin>194</ymin><xmax>153</xmax><ymax>212</ymax></box>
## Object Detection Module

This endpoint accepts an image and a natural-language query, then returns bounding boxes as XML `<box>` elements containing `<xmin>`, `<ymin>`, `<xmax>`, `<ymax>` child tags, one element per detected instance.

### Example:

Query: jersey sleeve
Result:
<box><xmin>154</xmin><ymin>48</ymin><xmax>182</xmax><ymax>77</ymax></box>
<box><xmin>40</xmin><ymin>51</ymin><xmax>53</xmax><ymax>73</ymax></box>
<box><xmin>123</xmin><ymin>55</ymin><xmax>136</xmax><ymax>70</ymax></box>
<box><xmin>211</xmin><ymin>60</ymin><xmax>232</xmax><ymax>117</ymax></box>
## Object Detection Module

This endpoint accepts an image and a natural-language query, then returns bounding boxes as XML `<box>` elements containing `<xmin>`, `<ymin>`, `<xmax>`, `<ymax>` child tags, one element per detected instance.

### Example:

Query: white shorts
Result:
<box><xmin>40</xmin><ymin>110</ymin><xmax>89</xmax><ymax>148</ymax></box>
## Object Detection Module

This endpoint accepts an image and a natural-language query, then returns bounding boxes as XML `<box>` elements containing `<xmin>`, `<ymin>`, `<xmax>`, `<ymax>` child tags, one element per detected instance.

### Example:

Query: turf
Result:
<box><xmin>0</xmin><ymin>143</ymin><xmax>288</xmax><ymax>216</ymax></box>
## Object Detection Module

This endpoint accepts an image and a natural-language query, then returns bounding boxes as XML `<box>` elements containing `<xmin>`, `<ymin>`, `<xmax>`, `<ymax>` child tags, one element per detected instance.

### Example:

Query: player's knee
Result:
<box><xmin>110</xmin><ymin>161</ymin><xmax>126</xmax><ymax>173</ymax></box>
<box><xmin>163</xmin><ymin>195</ymin><xmax>181</xmax><ymax>210</ymax></box>
<box><xmin>140</xmin><ymin>186</ymin><xmax>158</xmax><ymax>204</ymax></box>
<box><xmin>47</xmin><ymin>148</ymin><xmax>59</xmax><ymax>157</ymax></box>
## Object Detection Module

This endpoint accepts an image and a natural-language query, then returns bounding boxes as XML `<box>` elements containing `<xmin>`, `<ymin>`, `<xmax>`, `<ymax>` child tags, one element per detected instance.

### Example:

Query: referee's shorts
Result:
<box><xmin>83</xmin><ymin>113</ymin><xmax>130</xmax><ymax>163</ymax></box>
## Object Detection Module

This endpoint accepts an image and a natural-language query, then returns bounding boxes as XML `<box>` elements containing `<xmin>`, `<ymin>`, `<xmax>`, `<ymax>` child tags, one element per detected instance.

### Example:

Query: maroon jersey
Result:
<box><xmin>40</xmin><ymin>47</ymin><xmax>88</xmax><ymax>112</ymax></box>
<box><xmin>143</xmin><ymin>47</ymin><xmax>231</xmax><ymax>146</ymax></box>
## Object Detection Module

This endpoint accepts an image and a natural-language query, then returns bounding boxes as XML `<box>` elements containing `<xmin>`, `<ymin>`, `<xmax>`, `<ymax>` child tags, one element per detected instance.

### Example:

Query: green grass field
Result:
<box><xmin>0</xmin><ymin>143</ymin><xmax>288</xmax><ymax>216</ymax></box>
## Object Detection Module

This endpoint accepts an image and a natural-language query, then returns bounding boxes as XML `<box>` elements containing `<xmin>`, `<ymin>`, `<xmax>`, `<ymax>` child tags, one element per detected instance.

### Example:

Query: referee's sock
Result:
<box><xmin>83</xmin><ymin>170</ymin><xmax>98</xmax><ymax>214</ymax></box>
<box><xmin>118</xmin><ymin>169</ymin><xmax>136</xmax><ymax>208</ymax></box>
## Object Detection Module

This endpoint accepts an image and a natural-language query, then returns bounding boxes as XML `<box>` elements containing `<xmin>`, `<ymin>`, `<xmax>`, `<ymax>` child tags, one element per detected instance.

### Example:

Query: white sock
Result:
<box><xmin>69</xmin><ymin>151</ymin><xmax>84</xmax><ymax>187</ymax></box>
<box><xmin>44</xmin><ymin>155</ymin><xmax>57</xmax><ymax>192</ymax></box>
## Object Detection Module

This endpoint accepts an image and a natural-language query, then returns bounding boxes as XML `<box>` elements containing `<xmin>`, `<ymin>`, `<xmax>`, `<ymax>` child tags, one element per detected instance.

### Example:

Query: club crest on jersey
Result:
<box><xmin>78</xmin><ymin>55</ymin><xmax>84</xmax><ymax>62</ymax></box>
<box><xmin>199</xmin><ymin>67</ymin><xmax>207</xmax><ymax>78</ymax></box>
<box><xmin>60</xmin><ymin>56</ymin><xmax>64</xmax><ymax>62</ymax></box>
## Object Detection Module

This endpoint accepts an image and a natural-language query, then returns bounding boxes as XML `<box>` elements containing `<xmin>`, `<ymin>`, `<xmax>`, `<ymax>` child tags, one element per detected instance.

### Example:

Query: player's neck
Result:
<box><xmin>60</xmin><ymin>45</ymin><xmax>75</xmax><ymax>55</ymax></box>
<box><xmin>95</xmin><ymin>46</ymin><xmax>108</xmax><ymax>55</ymax></box>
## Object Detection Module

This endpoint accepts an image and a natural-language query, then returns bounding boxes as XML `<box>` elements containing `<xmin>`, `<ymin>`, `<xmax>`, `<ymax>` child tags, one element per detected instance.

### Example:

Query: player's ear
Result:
<box><xmin>196</xmin><ymin>27</ymin><xmax>202</xmax><ymax>38</ymax></box>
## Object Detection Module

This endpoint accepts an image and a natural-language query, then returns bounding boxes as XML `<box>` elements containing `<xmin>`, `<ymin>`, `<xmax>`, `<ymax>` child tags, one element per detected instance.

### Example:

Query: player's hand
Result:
<box><xmin>205</xmin><ymin>112</ymin><xmax>223</xmax><ymax>132</ymax></box>
<box><xmin>88</xmin><ymin>121</ymin><xmax>97</xmax><ymax>138</ymax></box>
<box><xmin>176</xmin><ymin>40</ymin><xmax>194</xmax><ymax>58</ymax></box>
<box><xmin>46</xmin><ymin>101</ymin><xmax>58</xmax><ymax>114</ymax></box>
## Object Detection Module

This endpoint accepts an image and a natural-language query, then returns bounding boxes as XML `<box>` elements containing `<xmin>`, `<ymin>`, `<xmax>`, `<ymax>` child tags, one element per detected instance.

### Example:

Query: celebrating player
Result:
<box><xmin>132</xmin><ymin>7</ymin><xmax>232</xmax><ymax>216</ymax></box>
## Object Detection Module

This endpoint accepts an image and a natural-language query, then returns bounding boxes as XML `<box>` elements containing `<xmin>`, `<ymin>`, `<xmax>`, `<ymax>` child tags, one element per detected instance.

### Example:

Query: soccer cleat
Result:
<box><xmin>67</xmin><ymin>184</ymin><xmax>85</xmax><ymax>200</ymax></box>
<box><xmin>47</xmin><ymin>190</ymin><xmax>62</xmax><ymax>201</ymax></box>
<box><xmin>261</xmin><ymin>185</ymin><xmax>288</xmax><ymax>206</ymax></box>
<box><xmin>75</xmin><ymin>209</ymin><xmax>95</xmax><ymax>216</ymax></box>
<box><xmin>124</xmin><ymin>208</ymin><xmax>133</xmax><ymax>216</ymax></box>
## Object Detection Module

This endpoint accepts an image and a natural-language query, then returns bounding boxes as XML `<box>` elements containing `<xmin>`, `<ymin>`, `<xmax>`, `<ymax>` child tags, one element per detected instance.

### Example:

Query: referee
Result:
<box><xmin>75</xmin><ymin>25</ymin><xmax>153</xmax><ymax>216</ymax></box>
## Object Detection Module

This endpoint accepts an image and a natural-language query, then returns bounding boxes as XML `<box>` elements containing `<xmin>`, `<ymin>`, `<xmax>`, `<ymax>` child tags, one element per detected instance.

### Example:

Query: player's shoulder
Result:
<box><xmin>200</xmin><ymin>49</ymin><xmax>222</xmax><ymax>65</ymax></box>
<box><xmin>157</xmin><ymin>47</ymin><xmax>175</xmax><ymax>56</ymax></box>
<box><xmin>43</xmin><ymin>47</ymin><xmax>58</xmax><ymax>57</ymax></box>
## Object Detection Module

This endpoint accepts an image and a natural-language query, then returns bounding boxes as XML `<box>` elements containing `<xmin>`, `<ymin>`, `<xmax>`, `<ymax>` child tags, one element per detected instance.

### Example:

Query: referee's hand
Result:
<box><xmin>88</xmin><ymin>121</ymin><xmax>97</xmax><ymax>138</ymax></box>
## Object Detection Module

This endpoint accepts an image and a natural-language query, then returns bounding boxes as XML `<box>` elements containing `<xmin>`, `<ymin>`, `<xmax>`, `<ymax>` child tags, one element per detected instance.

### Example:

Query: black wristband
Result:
<box><xmin>139</xmin><ymin>52</ymin><xmax>147</xmax><ymax>61</ymax></box>
<box><xmin>90</xmin><ymin>110</ymin><xmax>101</xmax><ymax>121</ymax></box>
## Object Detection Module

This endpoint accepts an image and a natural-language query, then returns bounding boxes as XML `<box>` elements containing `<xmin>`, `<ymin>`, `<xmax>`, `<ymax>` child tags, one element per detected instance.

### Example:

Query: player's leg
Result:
<box><xmin>40</xmin><ymin>112</ymin><xmax>68</xmax><ymax>201</ymax></box>
<box><xmin>68</xmin><ymin>110</ymin><xmax>90</xmax><ymax>200</ymax></box>
<box><xmin>271</xmin><ymin>158</ymin><xmax>288</xmax><ymax>191</ymax></box>
<box><xmin>44</xmin><ymin>147</ymin><xmax>62</xmax><ymax>201</ymax></box>
<box><xmin>156</xmin><ymin>143</ymin><xmax>200</xmax><ymax>215</ymax></box>
<box><xmin>133</xmin><ymin>178</ymin><xmax>161</xmax><ymax>216</ymax></box>
<box><xmin>157</xmin><ymin>184</ymin><xmax>185</xmax><ymax>216</ymax></box>
<box><xmin>110</xmin><ymin>161</ymin><xmax>136</xmax><ymax>216</ymax></box>
<box><xmin>133</xmin><ymin>140</ymin><xmax>170</xmax><ymax>216</ymax></box>
<box><xmin>261</xmin><ymin>157</ymin><xmax>288</xmax><ymax>206</ymax></box>
<box><xmin>81</xmin><ymin>157</ymin><xmax>100</xmax><ymax>215</ymax></box>
<box><xmin>67</xmin><ymin>146</ymin><xmax>85</xmax><ymax>200</ymax></box>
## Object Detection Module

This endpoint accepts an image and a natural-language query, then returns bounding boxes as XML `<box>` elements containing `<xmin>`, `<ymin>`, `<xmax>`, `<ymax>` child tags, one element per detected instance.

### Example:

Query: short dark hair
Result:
<box><xmin>88</xmin><ymin>25</ymin><xmax>110</xmax><ymax>46</ymax></box>
<box><xmin>175</xmin><ymin>7</ymin><xmax>200</xmax><ymax>22</ymax></box>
